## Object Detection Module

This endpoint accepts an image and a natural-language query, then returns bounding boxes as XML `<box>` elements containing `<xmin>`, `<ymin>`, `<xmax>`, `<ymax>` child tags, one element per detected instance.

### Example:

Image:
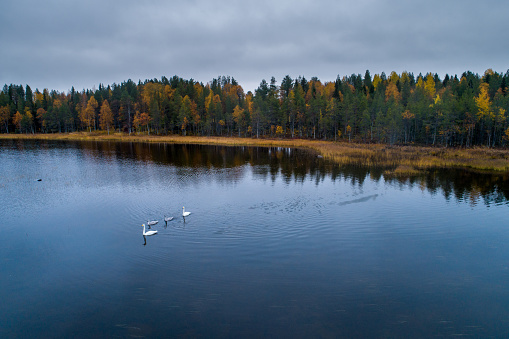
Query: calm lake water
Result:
<box><xmin>1</xmin><ymin>139</ymin><xmax>509</xmax><ymax>338</ymax></box>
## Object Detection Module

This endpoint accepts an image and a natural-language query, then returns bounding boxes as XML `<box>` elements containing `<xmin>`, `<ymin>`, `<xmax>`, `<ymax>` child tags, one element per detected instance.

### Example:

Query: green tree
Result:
<box><xmin>0</xmin><ymin>105</ymin><xmax>10</xmax><ymax>132</ymax></box>
<box><xmin>179</xmin><ymin>95</ymin><xmax>194</xmax><ymax>136</ymax></box>
<box><xmin>22</xmin><ymin>107</ymin><xmax>34</xmax><ymax>134</ymax></box>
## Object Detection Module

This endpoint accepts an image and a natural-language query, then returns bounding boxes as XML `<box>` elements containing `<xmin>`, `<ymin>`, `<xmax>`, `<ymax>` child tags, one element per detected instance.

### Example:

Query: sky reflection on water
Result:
<box><xmin>1</xmin><ymin>139</ymin><xmax>509</xmax><ymax>338</ymax></box>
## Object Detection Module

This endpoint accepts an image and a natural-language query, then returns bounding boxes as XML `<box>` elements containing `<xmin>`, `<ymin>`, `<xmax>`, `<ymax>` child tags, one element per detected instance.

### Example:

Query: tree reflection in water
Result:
<box><xmin>7</xmin><ymin>139</ymin><xmax>509</xmax><ymax>207</ymax></box>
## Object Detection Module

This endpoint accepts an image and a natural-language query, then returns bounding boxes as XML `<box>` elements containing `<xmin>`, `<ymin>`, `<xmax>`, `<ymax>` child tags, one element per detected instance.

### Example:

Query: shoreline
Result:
<box><xmin>2</xmin><ymin>132</ymin><xmax>509</xmax><ymax>173</ymax></box>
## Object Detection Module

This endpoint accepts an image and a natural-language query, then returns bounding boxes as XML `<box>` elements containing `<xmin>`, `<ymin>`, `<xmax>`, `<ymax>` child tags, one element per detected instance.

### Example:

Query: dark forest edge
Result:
<box><xmin>1</xmin><ymin>69</ymin><xmax>509</xmax><ymax>154</ymax></box>
<box><xmin>3</xmin><ymin>71</ymin><xmax>509</xmax><ymax>145</ymax></box>
<box><xmin>2</xmin><ymin>132</ymin><xmax>509</xmax><ymax>173</ymax></box>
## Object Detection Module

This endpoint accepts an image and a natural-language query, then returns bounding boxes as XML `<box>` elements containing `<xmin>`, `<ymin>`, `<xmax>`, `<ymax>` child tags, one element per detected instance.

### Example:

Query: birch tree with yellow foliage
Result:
<box><xmin>81</xmin><ymin>96</ymin><xmax>98</xmax><ymax>132</ymax></box>
<box><xmin>475</xmin><ymin>83</ymin><xmax>493</xmax><ymax>146</ymax></box>
<box><xmin>99</xmin><ymin>99</ymin><xmax>113</xmax><ymax>134</ymax></box>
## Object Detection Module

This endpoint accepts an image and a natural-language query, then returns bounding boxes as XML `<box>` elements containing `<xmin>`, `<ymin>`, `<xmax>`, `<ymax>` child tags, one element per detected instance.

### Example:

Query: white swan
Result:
<box><xmin>147</xmin><ymin>219</ymin><xmax>158</xmax><ymax>227</ymax></box>
<box><xmin>182</xmin><ymin>206</ymin><xmax>191</xmax><ymax>217</ymax></box>
<box><xmin>164</xmin><ymin>215</ymin><xmax>174</xmax><ymax>222</ymax></box>
<box><xmin>142</xmin><ymin>224</ymin><xmax>158</xmax><ymax>236</ymax></box>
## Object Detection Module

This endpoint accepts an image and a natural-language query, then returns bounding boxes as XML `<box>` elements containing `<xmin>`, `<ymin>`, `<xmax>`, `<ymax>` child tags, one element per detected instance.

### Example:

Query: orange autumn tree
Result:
<box><xmin>99</xmin><ymin>99</ymin><xmax>114</xmax><ymax>134</ymax></box>
<box><xmin>12</xmin><ymin>109</ymin><xmax>33</xmax><ymax>134</ymax></box>
<box><xmin>385</xmin><ymin>82</ymin><xmax>401</xmax><ymax>102</ymax></box>
<box><xmin>36</xmin><ymin>108</ymin><xmax>46</xmax><ymax>131</ymax></box>
<box><xmin>133</xmin><ymin>110</ymin><xmax>151</xmax><ymax>134</ymax></box>
<box><xmin>13</xmin><ymin>111</ymin><xmax>23</xmax><ymax>132</ymax></box>
<box><xmin>2</xmin><ymin>70</ymin><xmax>509</xmax><ymax>146</ymax></box>
<box><xmin>81</xmin><ymin>96</ymin><xmax>98</xmax><ymax>132</ymax></box>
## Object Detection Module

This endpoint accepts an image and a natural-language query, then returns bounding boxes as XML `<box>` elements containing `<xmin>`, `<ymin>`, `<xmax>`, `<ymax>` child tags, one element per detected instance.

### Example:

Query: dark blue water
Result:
<box><xmin>1</xmin><ymin>139</ymin><xmax>509</xmax><ymax>338</ymax></box>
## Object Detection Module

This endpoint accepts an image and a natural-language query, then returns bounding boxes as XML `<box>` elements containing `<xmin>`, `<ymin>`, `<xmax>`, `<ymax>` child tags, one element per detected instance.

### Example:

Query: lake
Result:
<box><xmin>1</xmin><ymin>139</ymin><xmax>509</xmax><ymax>338</ymax></box>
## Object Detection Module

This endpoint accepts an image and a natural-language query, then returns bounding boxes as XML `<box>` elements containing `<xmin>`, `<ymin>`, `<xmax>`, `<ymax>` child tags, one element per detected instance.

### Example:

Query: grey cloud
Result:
<box><xmin>1</xmin><ymin>0</ymin><xmax>508</xmax><ymax>93</ymax></box>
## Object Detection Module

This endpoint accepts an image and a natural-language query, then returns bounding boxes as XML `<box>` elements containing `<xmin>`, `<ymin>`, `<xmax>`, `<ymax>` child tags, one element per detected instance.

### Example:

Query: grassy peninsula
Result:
<box><xmin>3</xmin><ymin>132</ymin><xmax>509</xmax><ymax>173</ymax></box>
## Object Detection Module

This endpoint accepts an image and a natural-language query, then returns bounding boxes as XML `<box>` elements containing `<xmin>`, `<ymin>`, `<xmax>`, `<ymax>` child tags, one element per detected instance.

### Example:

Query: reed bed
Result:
<box><xmin>383</xmin><ymin>165</ymin><xmax>423</xmax><ymax>178</ymax></box>
<box><xmin>2</xmin><ymin>133</ymin><xmax>509</xmax><ymax>173</ymax></box>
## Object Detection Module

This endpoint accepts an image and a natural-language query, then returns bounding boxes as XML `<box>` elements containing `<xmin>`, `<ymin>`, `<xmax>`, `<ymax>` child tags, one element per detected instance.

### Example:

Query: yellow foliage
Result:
<box><xmin>213</xmin><ymin>94</ymin><xmax>221</xmax><ymax>106</ymax></box>
<box><xmin>194</xmin><ymin>83</ymin><xmax>203</xmax><ymax>98</ymax></box>
<box><xmin>323</xmin><ymin>82</ymin><xmax>335</xmax><ymax>100</ymax></box>
<box><xmin>24</xmin><ymin>107</ymin><xmax>33</xmax><ymax>120</ymax></box>
<box><xmin>99</xmin><ymin>100</ymin><xmax>113</xmax><ymax>132</ymax></box>
<box><xmin>36</xmin><ymin>108</ymin><xmax>46</xmax><ymax>126</ymax></box>
<box><xmin>35</xmin><ymin>92</ymin><xmax>44</xmax><ymax>105</ymax></box>
<box><xmin>373</xmin><ymin>74</ymin><xmax>381</xmax><ymax>90</ymax></box>
<box><xmin>0</xmin><ymin>106</ymin><xmax>10</xmax><ymax>126</ymax></box>
<box><xmin>389</xmin><ymin>71</ymin><xmax>399</xmax><ymax>83</ymax></box>
<box><xmin>416</xmin><ymin>77</ymin><xmax>424</xmax><ymax>89</ymax></box>
<box><xmin>190</xmin><ymin>100</ymin><xmax>200</xmax><ymax>125</ymax></box>
<box><xmin>141</xmin><ymin>82</ymin><xmax>164</xmax><ymax>106</ymax></box>
<box><xmin>402</xmin><ymin>110</ymin><xmax>415</xmax><ymax>120</ymax></box>
<box><xmin>205</xmin><ymin>91</ymin><xmax>213</xmax><ymax>114</ymax></box>
<box><xmin>401</xmin><ymin>72</ymin><xmax>410</xmax><ymax>84</ymax></box>
<box><xmin>140</xmin><ymin>112</ymin><xmax>150</xmax><ymax>126</ymax></box>
<box><xmin>496</xmin><ymin>108</ymin><xmax>506</xmax><ymax>124</ymax></box>
<box><xmin>181</xmin><ymin>116</ymin><xmax>188</xmax><ymax>131</ymax></box>
<box><xmin>424</xmin><ymin>73</ymin><xmax>436</xmax><ymax>98</ymax></box>
<box><xmin>308</xmin><ymin>79</ymin><xmax>324</xmax><ymax>98</ymax></box>
<box><xmin>232</xmin><ymin>105</ymin><xmax>244</xmax><ymax>124</ymax></box>
<box><xmin>475</xmin><ymin>83</ymin><xmax>493</xmax><ymax>121</ymax></box>
<box><xmin>13</xmin><ymin>111</ymin><xmax>22</xmax><ymax>129</ymax></box>
<box><xmin>81</xmin><ymin>96</ymin><xmax>99</xmax><ymax>131</ymax></box>
<box><xmin>483</xmin><ymin>68</ymin><xmax>495</xmax><ymax>79</ymax></box>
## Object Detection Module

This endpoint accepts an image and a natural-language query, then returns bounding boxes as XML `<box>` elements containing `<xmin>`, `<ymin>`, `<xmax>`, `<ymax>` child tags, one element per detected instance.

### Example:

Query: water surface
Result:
<box><xmin>1</xmin><ymin>139</ymin><xmax>508</xmax><ymax>338</ymax></box>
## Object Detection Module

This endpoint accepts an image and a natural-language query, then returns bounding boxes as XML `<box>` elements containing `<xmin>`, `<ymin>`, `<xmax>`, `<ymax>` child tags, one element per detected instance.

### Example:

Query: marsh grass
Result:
<box><xmin>383</xmin><ymin>165</ymin><xmax>423</xmax><ymax>178</ymax></box>
<box><xmin>2</xmin><ymin>132</ymin><xmax>509</xmax><ymax>172</ymax></box>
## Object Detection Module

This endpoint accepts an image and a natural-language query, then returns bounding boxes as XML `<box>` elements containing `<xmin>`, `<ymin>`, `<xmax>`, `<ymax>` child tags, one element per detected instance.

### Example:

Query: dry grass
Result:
<box><xmin>2</xmin><ymin>132</ymin><xmax>509</xmax><ymax>172</ymax></box>
<box><xmin>383</xmin><ymin>165</ymin><xmax>423</xmax><ymax>178</ymax></box>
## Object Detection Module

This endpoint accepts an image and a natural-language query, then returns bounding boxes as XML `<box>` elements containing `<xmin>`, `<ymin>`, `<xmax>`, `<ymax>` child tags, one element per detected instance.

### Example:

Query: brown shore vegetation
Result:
<box><xmin>2</xmin><ymin>132</ymin><xmax>509</xmax><ymax>173</ymax></box>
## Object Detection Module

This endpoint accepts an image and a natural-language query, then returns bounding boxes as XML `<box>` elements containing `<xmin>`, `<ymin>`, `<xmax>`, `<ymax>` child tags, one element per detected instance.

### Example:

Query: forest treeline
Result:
<box><xmin>2</xmin><ymin>69</ymin><xmax>509</xmax><ymax>147</ymax></box>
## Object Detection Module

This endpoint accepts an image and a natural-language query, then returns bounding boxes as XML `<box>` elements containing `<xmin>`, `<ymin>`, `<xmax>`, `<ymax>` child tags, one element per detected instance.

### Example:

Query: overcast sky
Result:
<box><xmin>1</xmin><ymin>0</ymin><xmax>507</xmax><ymax>93</ymax></box>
